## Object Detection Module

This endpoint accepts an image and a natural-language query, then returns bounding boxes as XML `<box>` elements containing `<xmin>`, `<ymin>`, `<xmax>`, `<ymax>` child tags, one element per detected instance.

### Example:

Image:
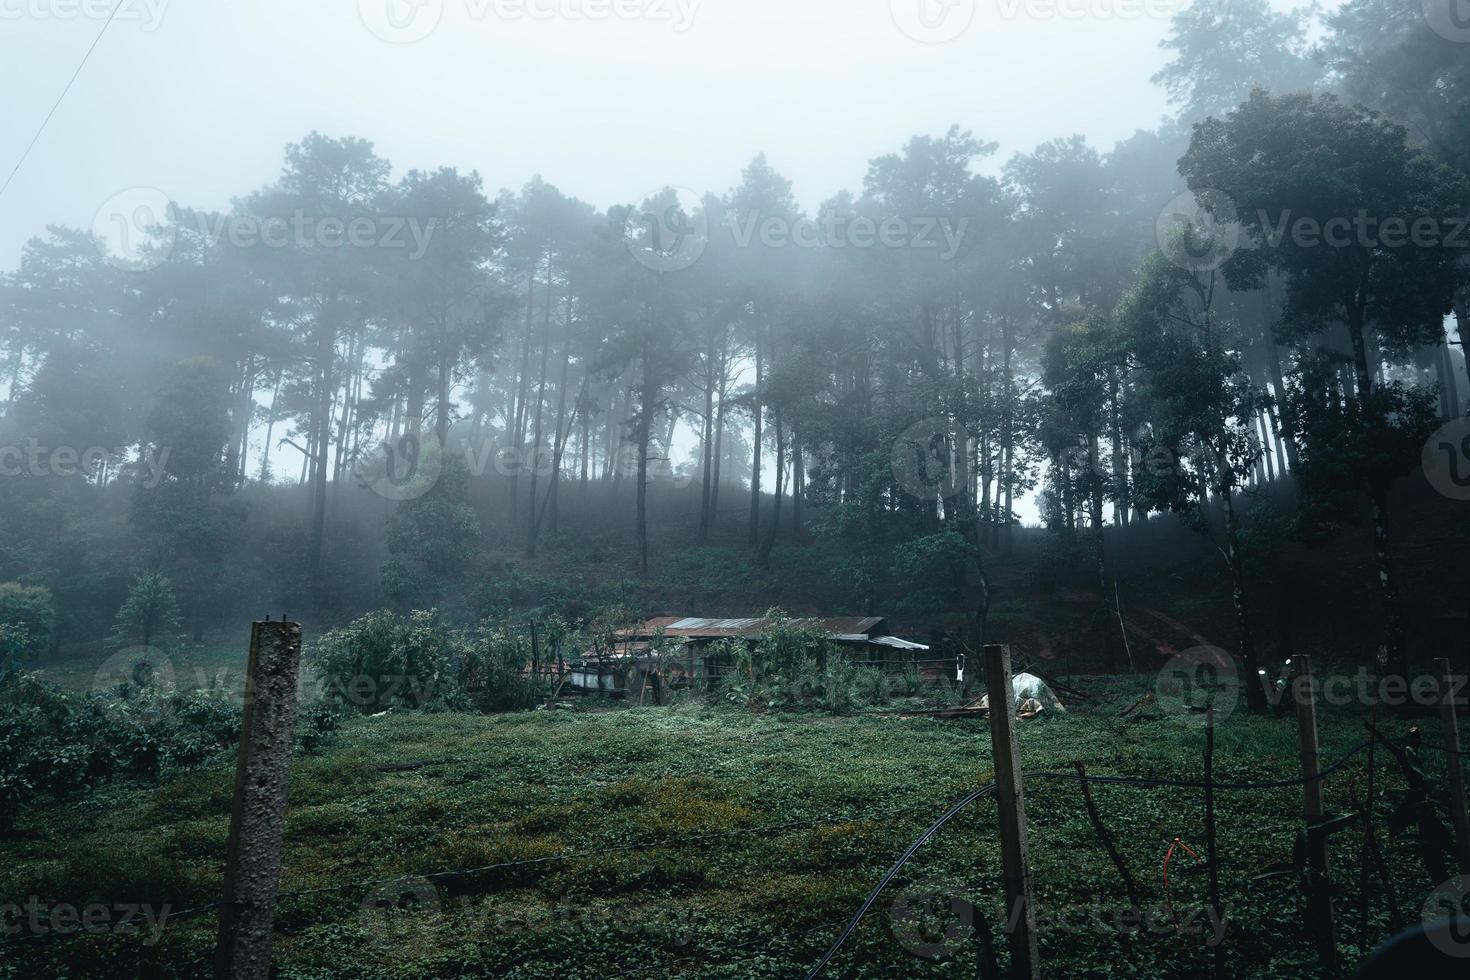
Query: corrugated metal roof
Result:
<box><xmin>622</xmin><ymin>616</ymin><xmax>889</xmax><ymax>639</ymax></box>
<box><xmin>868</xmin><ymin>635</ymin><xmax>930</xmax><ymax>651</ymax></box>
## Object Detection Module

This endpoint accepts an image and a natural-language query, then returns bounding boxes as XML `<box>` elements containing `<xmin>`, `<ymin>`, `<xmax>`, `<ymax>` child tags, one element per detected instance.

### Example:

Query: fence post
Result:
<box><xmin>214</xmin><ymin>620</ymin><xmax>303</xmax><ymax>980</ymax></box>
<box><xmin>1204</xmin><ymin>705</ymin><xmax>1223</xmax><ymax>978</ymax></box>
<box><xmin>1293</xmin><ymin>655</ymin><xmax>1337</xmax><ymax>972</ymax></box>
<box><xmin>1438</xmin><ymin>658</ymin><xmax>1470</xmax><ymax>874</ymax></box>
<box><xmin>985</xmin><ymin>644</ymin><xmax>1039</xmax><ymax>980</ymax></box>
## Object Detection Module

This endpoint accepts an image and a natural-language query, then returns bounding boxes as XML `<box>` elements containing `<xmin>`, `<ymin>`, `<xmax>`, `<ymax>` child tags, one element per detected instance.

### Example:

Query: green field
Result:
<box><xmin>0</xmin><ymin>680</ymin><xmax>1457</xmax><ymax>978</ymax></box>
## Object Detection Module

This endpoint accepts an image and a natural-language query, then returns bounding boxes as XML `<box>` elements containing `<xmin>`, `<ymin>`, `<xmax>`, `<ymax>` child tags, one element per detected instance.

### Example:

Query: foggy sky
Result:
<box><xmin>0</xmin><ymin>0</ymin><xmax>1322</xmax><ymax>271</ymax></box>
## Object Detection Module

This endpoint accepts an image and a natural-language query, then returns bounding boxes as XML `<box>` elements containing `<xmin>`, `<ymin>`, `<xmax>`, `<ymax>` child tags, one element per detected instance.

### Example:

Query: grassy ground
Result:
<box><xmin>0</xmin><ymin>679</ymin><xmax>1458</xmax><ymax>978</ymax></box>
<box><xmin>30</xmin><ymin>639</ymin><xmax>253</xmax><ymax>698</ymax></box>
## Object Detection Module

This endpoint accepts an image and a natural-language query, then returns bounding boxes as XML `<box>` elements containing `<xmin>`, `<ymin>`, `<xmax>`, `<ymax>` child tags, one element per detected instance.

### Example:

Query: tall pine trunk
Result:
<box><xmin>748</xmin><ymin>332</ymin><xmax>763</xmax><ymax>545</ymax></box>
<box><xmin>1217</xmin><ymin>459</ymin><xmax>1267</xmax><ymax>712</ymax></box>
<box><xmin>757</xmin><ymin>412</ymin><xmax>785</xmax><ymax>568</ymax></box>
<box><xmin>636</xmin><ymin>332</ymin><xmax>655</xmax><ymax>577</ymax></box>
<box><xmin>1347</xmin><ymin>301</ymin><xmax>1406</xmax><ymax>676</ymax></box>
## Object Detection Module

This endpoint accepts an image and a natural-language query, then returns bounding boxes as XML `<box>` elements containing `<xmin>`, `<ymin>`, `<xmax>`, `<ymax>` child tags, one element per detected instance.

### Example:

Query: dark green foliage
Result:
<box><xmin>310</xmin><ymin>609</ymin><xmax>460</xmax><ymax>715</ymax></box>
<box><xmin>0</xmin><ymin>581</ymin><xmax>55</xmax><ymax>671</ymax></box>
<box><xmin>0</xmin><ymin>671</ymin><xmax>238</xmax><ymax>832</ymax></box>
<box><xmin>0</xmin><ymin>685</ymin><xmax>1454</xmax><ymax>978</ymax></box>
<box><xmin>109</xmin><ymin>572</ymin><xmax>182</xmax><ymax>650</ymax></box>
<box><xmin>382</xmin><ymin>457</ymin><xmax>482</xmax><ymax>613</ymax></box>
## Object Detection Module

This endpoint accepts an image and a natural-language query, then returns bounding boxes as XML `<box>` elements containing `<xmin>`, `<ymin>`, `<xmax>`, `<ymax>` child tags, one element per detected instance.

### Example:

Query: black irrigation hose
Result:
<box><xmin>803</xmin><ymin>736</ymin><xmax>1404</xmax><ymax>979</ymax></box>
<box><xmin>802</xmin><ymin>783</ymin><xmax>998</xmax><ymax>979</ymax></box>
<box><xmin>0</xmin><ymin>736</ymin><xmax>1421</xmax><ymax>954</ymax></box>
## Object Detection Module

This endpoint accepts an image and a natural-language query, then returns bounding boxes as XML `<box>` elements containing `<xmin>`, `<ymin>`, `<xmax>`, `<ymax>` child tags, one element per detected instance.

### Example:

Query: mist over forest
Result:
<box><xmin>2</xmin><ymin>2</ymin><xmax>1469</xmax><ymax>978</ymax></box>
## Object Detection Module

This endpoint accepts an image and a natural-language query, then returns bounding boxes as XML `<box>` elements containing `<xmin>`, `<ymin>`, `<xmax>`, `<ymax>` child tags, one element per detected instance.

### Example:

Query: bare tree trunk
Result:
<box><xmin>1348</xmin><ymin>302</ymin><xmax>1406</xmax><ymax>676</ymax></box>
<box><xmin>636</xmin><ymin>333</ymin><xmax>655</xmax><ymax>577</ymax></box>
<box><xmin>1109</xmin><ymin>366</ymin><xmax>1126</xmax><ymax>526</ymax></box>
<box><xmin>231</xmin><ymin>354</ymin><xmax>257</xmax><ymax>484</ymax></box>
<box><xmin>748</xmin><ymin>332</ymin><xmax>763</xmax><ymax>545</ymax></box>
<box><xmin>757</xmin><ymin>411</ymin><xmax>785</xmax><ymax>568</ymax></box>
<box><xmin>1088</xmin><ymin>433</ymin><xmax>1114</xmax><ymax>671</ymax></box>
<box><xmin>1218</xmin><ymin>469</ymin><xmax>1267</xmax><ymax>712</ymax></box>
<box><xmin>698</xmin><ymin>335</ymin><xmax>716</xmax><ymax>542</ymax></box>
<box><xmin>1261</xmin><ymin>293</ymin><xmax>1300</xmax><ymax>472</ymax></box>
<box><xmin>710</xmin><ymin>336</ymin><xmax>729</xmax><ymax>520</ymax></box>
<box><xmin>578</xmin><ymin>384</ymin><xmax>591</xmax><ymax>498</ymax></box>
<box><xmin>1440</xmin><ymin>341</ymin><xmax>1461</xmax><ymax>418</ymax></box>
<box><xmin>790</xmin><ymin>430</ymin><xmax>803</xmax><ymax>539</ymax></box>
<box><xmin>509</xmin><ymin>264</ymin><xmax>539</xmax><ymax>518</ymax></box>
<box><xmin>536</xmin><ymin>343</ymin><xmax>579</xmax><ymax>544</ymax></box>
<box><xmin>526</xmin><ymin>259</ymin><xmax>555</xmax><ymax>552</ymax></box>
<box><xmin>435</xmin><ymin>319</ymin><xmax>452</xmax><ymax>446</ymax></box>
<box><xmin>307</xmin><ymin>309</ymin><xmax>336</xmax><ymax>575</ymax></box>
<box><xmin>1001</xmin><ymin>325</ymin><xmax>1015</xmax><ymax>555</ymax></box>
<box><xmin>258</xmin><ymin>369</ymin><xmax>283</xmax><ymax>483</ymax></box>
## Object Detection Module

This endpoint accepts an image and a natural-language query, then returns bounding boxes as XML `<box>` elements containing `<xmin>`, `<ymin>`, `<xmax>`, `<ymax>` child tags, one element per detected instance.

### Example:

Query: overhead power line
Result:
<box><xmin>0</xmin><ymin>0</ymin><xmax>123</xmax><ymax>199</ymax></box>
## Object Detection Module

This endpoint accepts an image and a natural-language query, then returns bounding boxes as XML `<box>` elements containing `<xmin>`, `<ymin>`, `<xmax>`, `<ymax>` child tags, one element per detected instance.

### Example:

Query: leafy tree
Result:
<box><xmin>241</xmin><ymin>133</ymin><xmax>392</xmax><ymax>575</ymax></box>
<box><xmin>382</xmin><ymin>457</ymin><xmax>482</xmax><ymax>612</ymax></box>
<box><xmin>1153</xmin><ymin>0</ymin><xmax>1319</xmax><ymax>122</ymax></box>
<box><xmin>1117</xmin><ymin>250</ymin><xmax>1270</xmax><ymax>708</ymax></box>
<box><xmin>0</xmin><ymin>583</ymin><xmax>55</xmax><ymax>670</ymax></box>
<box><xmin>130</xmin><ymin>358</ymin><xmax>245</xmax><ymax>639</ymax></box>
<box><xmin>1181</xmin><ymin>91</ymin><xmax>1470</xmax><ymax>673</ymax></box>
<box><xmin>110</xmin><ymin>573</ymin><xmax>182</xmax><ymax>649</ymax></box>
<box><xmin>311</xmin><ymin>609</ymin><xmax>458</xmax><ymax>714</ymax></box>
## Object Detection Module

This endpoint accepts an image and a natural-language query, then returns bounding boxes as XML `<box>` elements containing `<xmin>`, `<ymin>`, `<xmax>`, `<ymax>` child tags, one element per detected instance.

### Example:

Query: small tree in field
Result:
<box><xmin>0</xmin><ymin>583</ymin><xmax>57</xmax><ymax>672</ymax></box>
<box><xmin>110</xmin><ymin>573</ymin><xmax>182</xmax><ymax>649</ymax></box>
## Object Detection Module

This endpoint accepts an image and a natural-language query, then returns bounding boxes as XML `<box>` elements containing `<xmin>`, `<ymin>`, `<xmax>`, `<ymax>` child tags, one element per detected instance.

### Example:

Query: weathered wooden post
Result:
<box><xmin>1293</xmin><ymin>656</ymin><xmax>1337</xmax><ymax>971</ymax></box>
<box><xmin>215</xmin><ymin>620</ymin><xmax>303</xmax><ymax>980</ymax></box>
<box><xmin>984</xmin><ymin>644</ymin><xmax>1039</xmax><ymax>980</ymax></box>
<box><xmin>1204</xmin><ymin>705</ymin><xmax>1223</xmax><ymax>979</ymax></box>
<box><xmin>1438</xmin><ymin>658</ymin><xmax>1470</xmax><ymax>874</ymax></box>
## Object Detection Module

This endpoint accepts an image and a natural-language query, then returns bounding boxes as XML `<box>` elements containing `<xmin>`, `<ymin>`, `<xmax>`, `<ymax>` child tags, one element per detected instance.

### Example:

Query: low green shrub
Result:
<box><xmin>309</xmin><ymin>609</ymin><xmax>549</xmax><ymax>716</ymax></box>
<box><xmin>0</xmin><ymin>671</ymin><xmax>239</xmax><ymax>831</ymax></box>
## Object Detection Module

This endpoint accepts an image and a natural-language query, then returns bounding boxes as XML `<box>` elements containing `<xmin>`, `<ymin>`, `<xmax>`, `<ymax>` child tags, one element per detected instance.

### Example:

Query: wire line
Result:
<box><xmin>0</xmin><ymin>0</ymin><xmax>123</xmax><ymax>199</ymax></box>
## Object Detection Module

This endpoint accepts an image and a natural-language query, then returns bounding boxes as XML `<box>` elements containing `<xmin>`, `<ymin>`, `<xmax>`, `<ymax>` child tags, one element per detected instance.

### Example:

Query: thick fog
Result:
<box><xmin>1</xmin><ymin>0</ymin><xmax>1242</xmax><ymax>268</ymax></box>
